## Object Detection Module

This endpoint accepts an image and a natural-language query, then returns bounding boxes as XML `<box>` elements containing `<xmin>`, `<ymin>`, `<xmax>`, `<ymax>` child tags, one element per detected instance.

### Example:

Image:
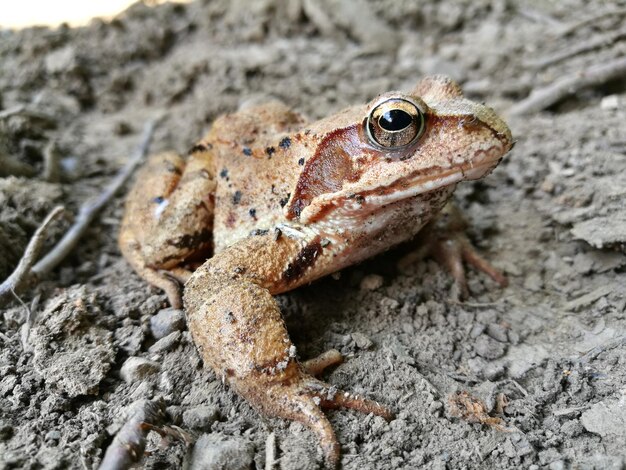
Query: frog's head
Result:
<box><xmin>286</xmin><ymin>75</ymin><xmax>512</xmax><ymax>225</ymax></box>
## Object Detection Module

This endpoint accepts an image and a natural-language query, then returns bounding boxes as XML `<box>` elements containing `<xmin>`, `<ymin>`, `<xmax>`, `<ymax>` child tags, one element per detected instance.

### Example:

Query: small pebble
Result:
<box><xmin>120</xmin><ymin>357</ymin><xmax>160</xmax><ymax>383</ymax></box>
<box><xmin>150</xmin><ymin>308</ymin><xmax>186</xmax><ymax>339</ymax></box>
<box><xmin>600</xmin><ymin>94</ymin><xmax>619</xmax><ymax>110</ymax></box>
<box><xmin>189</xmin><ymin>433</ymin><xmax>254</xmax><ymax>470</ymax></box>
<box><xmin>148</xmin><ymin>331</ymin><xmax>182</xmax><ymax>353</ymax></box>
<box><xmin>183</xmin><ymin>405</ymin><xmax>220</xmax><ymax>431</ymax></box>
<box><xmin>360</xmin><ymin>274</ymin><xmax>384</xmax><ymax>291</ymax></box>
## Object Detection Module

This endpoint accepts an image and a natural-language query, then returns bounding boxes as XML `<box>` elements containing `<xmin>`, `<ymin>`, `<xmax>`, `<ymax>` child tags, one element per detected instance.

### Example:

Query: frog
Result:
<box><xmin>118</xmin><ymin>75</ymin><xmax>512</xmax><ymax>467</ymax></box>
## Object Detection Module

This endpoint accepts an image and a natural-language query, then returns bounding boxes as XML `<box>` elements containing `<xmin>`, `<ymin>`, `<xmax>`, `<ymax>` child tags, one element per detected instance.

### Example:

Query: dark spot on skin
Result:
<box><xmin>266</xmin><ymin>146</ymin><xmax>275</xmax><ymax>157</ymax></box>
<box><xmin>291</xmin><ymin>203</ymin><xmax>303</xmax><ymax>218</ymax></box>
<box><xmin>347</xmin><ymin>193</ymin><xmax>365</xmax><ymax>204</ymax></box>
<box><xmin>220</xmin><ymin>168</ymin><xmax>229</xmax><ymax>179</ymax></box>
<box><xmin>234</xmin><ymin>266</ymin><xmax>245</xmax><ymax>275</ymax></box>
<box><xmin>166</xmin><ymin>229</ymin><xmax>212</xmax><ymax>249</ymax></box>
<box><xmin>242</xmin><ymin>147</ymin><xmax>252</xmax><ymax>156</ymax></box>
<box><xmin>298</xmin><ymin>158</ymin><xmax>305</xmax><ymax>166</ymax></box>
<box><xmin>282</xmin><ymin>239</ymin><xmax>323</xmax><ymax>282</ymax></box>
<box><xmin>188</xmin><ymin>143</ymin><xmax>209</xmax><ymax>155</ymax></box>
<box><xmin>249</xmin><ymin>208</ymin><xmax>256</xmax><ymax>218</ymax></box>
<box><xmin>225</xmin><ymin>368</ymin><xmax>235</xmax><ymax>377</ymax></box>
<box><xmin>271</xmin><ymin>184</ymin><xmax>277</xmax><ymax>194</ymax></box>
<box><xmin>279</xmin><ymin>194</ymin><xmax>290</xmax><ymax>207</ymax></box>
<box><xmin>279</xmin><ymin>137</ymin><xmax>291</xmax><ymax>149</ymax></box>
<box><xmin>233</xmin><ymin>191</ymin><xmax>242</xmax><ymax>204</ymax></box>
<box><xmin>225</xmin><ymin>312</ymin><xmax>235</xmax><ymax>323</ymax></box>
<box><xmin>250</xmin><ymin>229</ymin><xmax>269</xmax><ymax>236</ymax></box>
<box><xmin>152</xmin><ymin>196</ymin><xmax>164</xmax><ymax>204</ymax></box>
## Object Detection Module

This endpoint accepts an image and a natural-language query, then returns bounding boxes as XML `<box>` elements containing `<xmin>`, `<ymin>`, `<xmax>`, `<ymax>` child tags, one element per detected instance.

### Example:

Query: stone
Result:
<box><xmin>150</xmin><ymin>308</ymin><xmax>186</xmax><ymax>339</ymax></box>
<box><xmin>148</xmin><ymin>331</ymin><xmax>182</xmax><ymax>353</ymax></box>
<box><xmin>120</xmin><ymin>357</ymin><xmax>160</xmax><ymax>383</ymax></box>
<box><xmin>189</xmin><ymin>433</ymin><xmax>254</xmax><ymax>470</ymax></box>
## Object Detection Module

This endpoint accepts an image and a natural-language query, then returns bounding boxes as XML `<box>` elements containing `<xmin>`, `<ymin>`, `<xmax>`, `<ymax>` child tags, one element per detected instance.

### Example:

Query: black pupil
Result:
<box><xmin>379</xmin><ymin>109</ymin><xmax>413</xmax><ymax>132</ymax></box>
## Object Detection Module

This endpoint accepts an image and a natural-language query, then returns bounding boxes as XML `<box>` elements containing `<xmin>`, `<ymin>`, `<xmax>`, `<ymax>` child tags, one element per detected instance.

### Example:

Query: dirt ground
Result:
<box><xmin>1</xmin><ymin>0</ymin><xmax>625</xmax><ymax>469</ymax></box>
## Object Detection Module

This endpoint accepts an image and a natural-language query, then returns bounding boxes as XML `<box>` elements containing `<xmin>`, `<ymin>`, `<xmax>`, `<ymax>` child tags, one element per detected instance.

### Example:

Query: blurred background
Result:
<box><xmin>1</xmin><ymin>0</ymin><xmax>188</xmax><ymax>28</ymax></box>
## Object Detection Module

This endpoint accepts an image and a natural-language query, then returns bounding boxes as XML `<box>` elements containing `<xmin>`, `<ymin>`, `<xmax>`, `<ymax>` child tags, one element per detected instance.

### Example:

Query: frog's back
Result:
<box><xmin>206</xmin><ymin>102</ymin><xmax>307</xmax><ymax>251</ymax></box>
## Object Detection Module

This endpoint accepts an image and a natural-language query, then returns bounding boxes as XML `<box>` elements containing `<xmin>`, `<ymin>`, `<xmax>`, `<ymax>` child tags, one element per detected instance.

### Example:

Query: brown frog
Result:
<box><xmin>119</xmin><ymin>76</ymin><xmax>512</xmax><ymax>467</ymax></box>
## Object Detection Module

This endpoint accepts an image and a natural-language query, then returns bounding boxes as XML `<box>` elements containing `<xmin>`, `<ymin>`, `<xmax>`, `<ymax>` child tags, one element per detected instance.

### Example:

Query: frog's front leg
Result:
<box><xmin>184</xmin><ymin>235</ymin><xmax>392</xmax><ymax>468</ymax></box>
<box><xmin>399</xmin><ymin>203</ymin><xmax>508</xmax><ymax>299</ymax></box>
<box><xmin>119</xmin><ymin>147</ymin><xmax>216</xmax><ymax>308</ymax></box>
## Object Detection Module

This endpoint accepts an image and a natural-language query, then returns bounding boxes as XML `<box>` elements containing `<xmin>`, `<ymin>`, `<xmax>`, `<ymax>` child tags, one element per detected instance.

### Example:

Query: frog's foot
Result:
<box><xmin>431</xmin><ymin>230</ymin><xmax>508</xmax><ymax>299</ymax></box>
<box><xmin>399</xmin><ymin>204</ymin><xmax>507</xmax><ymax>299</ymax></box>
<box><xmin>244</xmin><ymin>371</ymin><xmax>393</xmax><ymax>468</ymax></box>
<box><xmin>119</xmin><ymin>239</ymin><xmax>185</xmax><ymax>309</ymax></box>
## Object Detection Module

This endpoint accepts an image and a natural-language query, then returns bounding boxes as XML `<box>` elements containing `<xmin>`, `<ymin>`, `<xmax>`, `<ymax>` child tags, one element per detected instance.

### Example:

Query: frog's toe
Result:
<box><xmin>302</xmin><ymin>349</ymin><xmax>343</xmax><ymax>376</ymax></box>
<box><xmin>304</xmin><ymin>379</ymin><xmax>394</xmax><ymax>420</ymax></box>
<box><xmin>398</xmin><ymin>203</ymin><xmax>507</xmax><ymax>299</ymax></box>
<box><xmin>263</xmin><ymin>375</ymin><xmax>392</xmax><ymax>468</ymax></box>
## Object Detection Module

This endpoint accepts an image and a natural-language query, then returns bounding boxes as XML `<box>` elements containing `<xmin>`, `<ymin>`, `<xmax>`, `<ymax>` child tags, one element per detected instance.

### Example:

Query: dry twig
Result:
<box><xmin>32</xmin><ymin>119</ymin><xmax>158</xmax><ymax>277</ymax></box>
<box><xmin>555</xmin><ymin>7</ymin><xmax>626</xmax><ymax>37</ymax></box>
<box><xmin>0</xmin><ymin>119</ymin><xmax>158</xmax><ymax>305</ymax></box>
<box><xmin>43</xmin><ymin>139</ymin><xmax>61</xmax><ymax>182</ymax></box>
<box><xmin>0</xmin><ymin>104</ymin><xmax>26</xmax><ymax>120</ymax></box>
<box><xmin>578</xmin><ymin>336</ymin><xmax>626</xmax><ymax>364</ymax></box>
<box><xmin>265</xmin><ymin>432</ymin><xmax>277</xmax><ymax>470</ymax></box>
<box><xmin>0</xmin><ymin>206</ymin><xmax>65</xmax><ymax>301</ymax></box>
<box><xmin>448</xmin><ymin>390</ymin><xmax>512</xmax><ymax>432</ymax></box>
<box><xmin>510</xmin><ymin>56</ymin><xmax>626</xmax><ymax>115</ymax></box>
<box><xmin>99</xmin><ymin>399</ymin><xmax>167</xmax><ymax>470</ymax></box>
<box><xmin>527</xmin><ymin>27</ymin><xmax>626</xmax><ymax>69</ymax></box>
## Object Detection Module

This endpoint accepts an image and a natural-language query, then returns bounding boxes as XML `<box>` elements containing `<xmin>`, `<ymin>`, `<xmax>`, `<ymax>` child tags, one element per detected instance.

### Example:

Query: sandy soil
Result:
<box><xmin>1</xmin><ymin>1</ymin><xmax>625</xmax><ymax>469</ymax></box>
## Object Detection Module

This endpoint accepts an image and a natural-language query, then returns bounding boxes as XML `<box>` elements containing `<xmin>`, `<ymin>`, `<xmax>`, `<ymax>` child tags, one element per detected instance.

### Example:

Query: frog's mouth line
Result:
<box><xmin>361</xmin><ymin>150</ymin><xmax>503</xmax><ymax>207</ymax></box>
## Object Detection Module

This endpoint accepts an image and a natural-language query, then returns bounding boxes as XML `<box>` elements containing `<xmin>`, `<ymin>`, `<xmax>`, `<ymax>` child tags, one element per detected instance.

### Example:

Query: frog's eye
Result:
<box><xmin>366</xmin><ymin>98</ymin><xmax>425</xmax><ymax>149</ymax></box>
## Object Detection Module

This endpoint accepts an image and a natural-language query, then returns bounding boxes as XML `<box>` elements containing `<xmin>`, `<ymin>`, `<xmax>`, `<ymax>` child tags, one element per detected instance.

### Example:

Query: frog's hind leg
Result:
<box><xmin>184</xmin><ymin>257</ymin><xmax>392</xmax><ymax>468</ymax></box>
<box><xmin>119</xmin><ymin>148</ymin><xmax>216</xmax><ymax>308</ymax></box>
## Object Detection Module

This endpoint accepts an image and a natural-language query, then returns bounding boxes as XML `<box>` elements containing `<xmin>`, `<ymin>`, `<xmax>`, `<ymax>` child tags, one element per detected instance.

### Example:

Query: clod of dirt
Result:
<box><xmin>182</xmin><ymin>405</ymin><xmax>219</xmax><ymax>431</ymax></box>
<box><xmin>189</xmin><ymin>433</ymin><xmax>254</xmax><ymax>470</ymax></box>
<box><xmin>474</xmin><ymin>333</ymin><xmax>507</xmax><ymax>360</ymax></box>
<box><xmin>30</xmin><ymin>287</ymin><xmax>115</xmax><ymax>397</ymax></box>
<box><xmin>571</xmin><ymin>215</ymin><xmax>626</xmax><ymax>251</ymax></box>
<box><xmin>581</xmin><ymin>395</ymin><xmax>626</xmax><ymax>438</ymax></box>
<box><xmin>120</xmin><ymin>356</ymin><xmax>160</xmax><ymax>383</ymax></box>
